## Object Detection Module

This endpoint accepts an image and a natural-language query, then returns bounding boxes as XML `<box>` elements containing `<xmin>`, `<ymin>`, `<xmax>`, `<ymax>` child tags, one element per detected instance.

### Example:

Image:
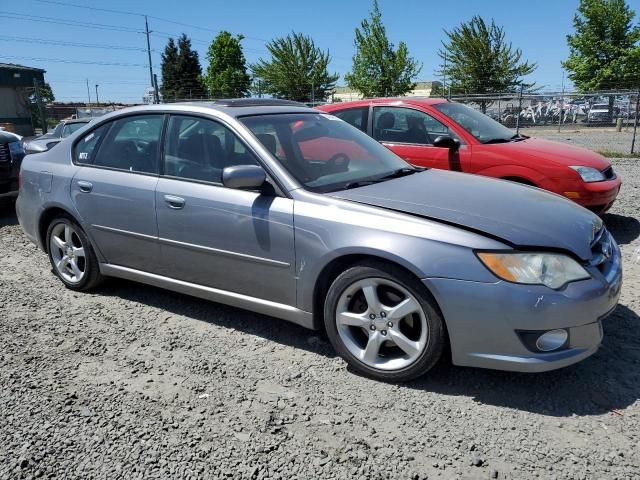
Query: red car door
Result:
<box><xmin>371</xmin><ymin>105</ymin><xmax>469</xmax><ymax>172</ymax></box>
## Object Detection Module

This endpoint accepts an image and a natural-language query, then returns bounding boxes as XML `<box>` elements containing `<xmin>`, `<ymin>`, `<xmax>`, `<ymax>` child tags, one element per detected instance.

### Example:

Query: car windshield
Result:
<box><xmin>240</xmin><ymin>112</ymin><xmax>416</xmax><ymax>193</ymax></box>
<box><xmin>434</xmin><ymin>102</ymin><xmax>520</xmax><ymax>144</ymax></box>
<box><xmin>62</xmin><ymin>122</ymin><xmax>87</xmax><ymax>138</ymax></box>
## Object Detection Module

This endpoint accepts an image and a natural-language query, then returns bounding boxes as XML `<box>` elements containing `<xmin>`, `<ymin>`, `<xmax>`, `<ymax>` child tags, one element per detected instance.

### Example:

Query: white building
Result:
<box><xmin>330</xmin><ymin>81</ymin><xmax>443</xmax><ymax>103</ymax></box>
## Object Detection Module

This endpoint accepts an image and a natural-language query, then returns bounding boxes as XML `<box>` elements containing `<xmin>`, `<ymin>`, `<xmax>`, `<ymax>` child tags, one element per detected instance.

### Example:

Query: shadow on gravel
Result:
<box><xmin>605</xmin><ymin>213</ymin><xmax>640</xmax><ymax>245</ymax></box>
<box><xmin>99</xmin><ymin>279</ymin><xmax>337</xmax><ymax>358</ymax></box>
<box><xmin>0</xmin><ymin>202</ymin><xmax>18</xmax><ymax>227</ymax></box>
<box><xmin>409</xmin><ymin>304</ymin><xmax>640</xmax><ymax>417</ymax></box>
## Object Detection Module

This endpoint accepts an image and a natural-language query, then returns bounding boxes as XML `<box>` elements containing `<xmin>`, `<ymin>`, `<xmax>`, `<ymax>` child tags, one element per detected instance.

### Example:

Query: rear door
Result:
<box><xmin>371</xmin><ymin>106</ymin><xmax>467</xmax><ymax>171</ymax></box>
<box><xmin>155</xmin><ymin>114</ymin><xmax>296</xmax><ymax>306</ymax></box>
<box><xmin>70</xmin><ymin>114</ymin><xmax>164</xmax><ymax>272</ymax></box>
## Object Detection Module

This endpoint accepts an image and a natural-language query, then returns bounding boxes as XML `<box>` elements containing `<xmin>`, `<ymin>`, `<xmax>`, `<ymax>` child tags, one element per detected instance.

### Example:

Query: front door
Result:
<box><xmin>155</xmin><ymin>114</ymin><xmax>296</xmax><ymax>306</ymax></box>
<box><xmin>70</xmin><ymin>114</ymin><xmax>164</xmax><ymax>272</ymax></box>
<box><xmin>372</xmin><ymin>106</ymin><xmax>468</xmax><ymax>172</ymax></box>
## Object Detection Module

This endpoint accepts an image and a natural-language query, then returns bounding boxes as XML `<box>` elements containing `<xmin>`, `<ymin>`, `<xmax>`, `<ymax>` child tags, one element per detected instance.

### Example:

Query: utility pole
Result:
<box><xmin>95</xmin><ymin>84</ymin><xmax>100</xmax><ymax>106</ymax></box>
<box><xmin>631</xmin><ymin>88</ymin><xmax>639</xmax><ymax>155</ymax></box>
<box><xmin>33</xmin><ymin>78</ymin><xmax>47</xmax><ymax>134</ymax></box>
<box><xmin>515</xmin><ymin>84</ymin><xmax>524</xmax><ymax>135</ymax></box>
<box><xmin>85</xmin><ymin>78</ymin><xmax>91</xmax><ymax>105</ymax></box>
<box><xmin>153</xmin><ymin>74</ymin><xmax>160</xmax><ymax>104</ymax></box>
<box><xmin>145</xmin><ymin>15</ymin><xmax>159</xmax><ymax>104</ymax></box>
<box><xmin>557</xmin><ymin>71</ymin><xmax>565</xmax><ymax>133</ymax></box>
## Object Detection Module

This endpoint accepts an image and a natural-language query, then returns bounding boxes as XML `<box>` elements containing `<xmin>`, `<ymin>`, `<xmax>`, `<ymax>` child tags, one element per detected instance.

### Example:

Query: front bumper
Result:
<box><xmin>424</xmin><ymin>241</ymin><xmax>622</xmax><ymax>372</ymax></box>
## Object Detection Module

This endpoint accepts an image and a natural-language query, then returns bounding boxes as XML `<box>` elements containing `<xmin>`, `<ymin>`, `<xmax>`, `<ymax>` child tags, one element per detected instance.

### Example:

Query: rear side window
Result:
<box><xmin>93</xmin><ymin>115</ymin><xmax>163</xmax><ymax>174</ymax></box>
<box><xmin>333</xmin><ymin>107</ymin><xmax>369</xmax><ymax>133</ymax></box>
<box><xmin>74</xmin><ymin>123</ymin><xmax>110</xmax><ymax>165</ymax></box>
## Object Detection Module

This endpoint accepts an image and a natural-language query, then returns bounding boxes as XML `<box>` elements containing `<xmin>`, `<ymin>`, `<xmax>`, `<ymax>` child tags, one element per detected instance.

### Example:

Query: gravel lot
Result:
<box><xmin>524</xmin><ymin>127</ymin><xmax>637</xmax><ymax>155</ymax></box>
<box><xmin>1</xmin><ymin>159</ymin><xmax>639</xmax><ymax>480</ymax></box>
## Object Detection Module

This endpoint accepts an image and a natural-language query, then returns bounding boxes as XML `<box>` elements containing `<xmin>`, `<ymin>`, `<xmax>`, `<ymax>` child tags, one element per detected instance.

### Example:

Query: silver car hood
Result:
<box><xmin>327</xmin><ymin>169</ymin><xmax>600</xmax><ymax>261</ymax></box>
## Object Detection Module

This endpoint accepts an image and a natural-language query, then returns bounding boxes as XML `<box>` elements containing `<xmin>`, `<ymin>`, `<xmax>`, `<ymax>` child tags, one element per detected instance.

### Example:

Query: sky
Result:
<box><xmin>2</xmin><ymin>0</ymin><xmax>636</xmax><ymax>103</ymax></box>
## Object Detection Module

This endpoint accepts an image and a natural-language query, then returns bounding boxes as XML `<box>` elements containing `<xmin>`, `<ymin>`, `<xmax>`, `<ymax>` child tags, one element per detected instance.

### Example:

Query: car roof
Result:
<box><xmin>88</xmin><ymin>100</ymin><xmax>318</xmax><ymax>123</ymax></box>
<box><xmin>319</xmin><ymin>97</ymin><xmax>450</xmax><ymax>111</ymax></box>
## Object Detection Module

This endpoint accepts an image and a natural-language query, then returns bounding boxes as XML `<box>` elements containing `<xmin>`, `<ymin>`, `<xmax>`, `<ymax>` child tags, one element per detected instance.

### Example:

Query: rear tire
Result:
<box><xmin>323</xmin><ymin>261</ymin><xmax>446</xmax><ymax>382</ymax></box>
<box><xmin>46</xmin><ymin>214</ymin><xmax>103</xmax><ymax>291</ymax></box>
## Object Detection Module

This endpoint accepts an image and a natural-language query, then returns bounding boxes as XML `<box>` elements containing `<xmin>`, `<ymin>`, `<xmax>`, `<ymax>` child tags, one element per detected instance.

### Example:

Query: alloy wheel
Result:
<box><xmin>49</xmin><ymin>223</ymin><xmax>87</xmax><ymax>284</ymax></box>
<box><xmin>335</xmin><ymin>277</ymin><xmax>429</xmax><ymax>371</ymax></box>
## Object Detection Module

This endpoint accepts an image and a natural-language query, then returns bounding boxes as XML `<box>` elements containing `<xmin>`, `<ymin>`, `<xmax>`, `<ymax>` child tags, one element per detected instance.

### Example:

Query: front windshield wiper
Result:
<box><xmin>341</xmin><ymin>168</ymin><xmax>420</xmax><ymax>191</ymax></box>
<box><xmin>375</xmin><ymin>167</ymin><xmax>420</xmax><ymax>181</ymax></box>
<box><xmin>483</xmin><ymin>134</ymin><xmax>528</xmax><ymax>144</ymax></box>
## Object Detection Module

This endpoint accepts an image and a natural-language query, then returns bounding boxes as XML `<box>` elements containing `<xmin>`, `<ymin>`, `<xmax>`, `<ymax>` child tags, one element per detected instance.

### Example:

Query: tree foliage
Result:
<box><xmin>563</xmin><ymin>0</ymin><xmax>640</xmax><ymax>91</ymax></box>
<box><xmin>205</xmin><ymin>31</ymin><xmax>251</xmax><ymax>98</ymax></box>
<box><xmin>345</xmin><ymin>1</ymin><xmax>421</xmax><ymax>97</ymax></box>
<box><xmin>251</xmin><ymin>32</ymin><xmax>338</xmax><ymax>102</ymax></box>
<box><xmin>161</xmin><ymin>34</ymin><xmax>206</xmax><ymax>100</ymax></box>
<box><xmin>438</xmin><ymin>16</ymin><xmax>536</xmax><ymax>99</ymax></box>
<box><xmin>161</xmin><ymin>38</ymin><xmax>179</xmax><ymax>100</ymax></box>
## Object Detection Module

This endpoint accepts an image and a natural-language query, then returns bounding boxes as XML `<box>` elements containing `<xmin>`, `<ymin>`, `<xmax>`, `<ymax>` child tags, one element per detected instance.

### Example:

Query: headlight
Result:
<box><xmin>8</xmin><ymin>141</ymin><xmax>24</xmax><ymax>159</ymax></box>
<box><xmin>477</xmin><ymin>252</ymin><xmax>590</xmax><ymax>289</ymax></box>
<box><xmin>570</xmin><ymin>166</ymin><xmax>605</xmax><ymax>182</ymax></box>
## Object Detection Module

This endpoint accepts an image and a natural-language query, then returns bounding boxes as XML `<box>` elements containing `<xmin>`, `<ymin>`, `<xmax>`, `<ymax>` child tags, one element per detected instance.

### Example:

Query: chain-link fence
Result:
<box><xmin>450</xmin><ymin>90</ymin><xmax>640</xmax><ymax>156</ymax></box>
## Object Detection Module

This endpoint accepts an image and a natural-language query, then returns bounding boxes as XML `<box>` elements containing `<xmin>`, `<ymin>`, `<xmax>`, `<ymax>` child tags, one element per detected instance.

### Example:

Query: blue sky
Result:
<box><xmin>1</xmin><ymin>0</ymin><xmax>626</xmax><ymax>103</ymax></box>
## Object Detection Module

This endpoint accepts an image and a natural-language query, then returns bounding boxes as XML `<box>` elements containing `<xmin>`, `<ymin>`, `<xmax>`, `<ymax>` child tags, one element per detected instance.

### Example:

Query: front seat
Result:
<box><xmin>255</xmin><ymin>133</ymin><xmax>277</xmax><ymax>157</ymax></box>
<box><xmin>406</xmin><ymin>115</ymin><xmax>432</xmax><ymax>144</ymax></box>
<box><xmin>375</xmin><ymin>112</ymin><xmax>396</xmax><ymax>142</ymax></box>
<box><xmin>177</xmin><ymin>133</ymin><xmax>225</xmax><ymax>182</ymax></box>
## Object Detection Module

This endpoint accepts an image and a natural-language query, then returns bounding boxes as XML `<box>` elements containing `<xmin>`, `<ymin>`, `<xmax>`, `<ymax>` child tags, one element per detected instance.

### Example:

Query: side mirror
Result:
<box><xmin>433</xmin><ymin>135</ymin><xmax>460</xmax><ymax>152</ymax></box>
<box><xmin>222</xmin><ymin>165</ymin><xmax>267</xmax><ymax>190</ymax></box>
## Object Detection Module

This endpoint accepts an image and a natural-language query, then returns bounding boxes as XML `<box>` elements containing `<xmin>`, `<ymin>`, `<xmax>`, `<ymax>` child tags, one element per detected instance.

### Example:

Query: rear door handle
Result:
<box><xmin>164</xmin><ymin>194</ymin><xmax>185</xmax><ymax>209</ymax></box>
<box><xmin>77</xmin><ymin>181</ymin><xmax>93</xmax><ymax>193</ymax></box>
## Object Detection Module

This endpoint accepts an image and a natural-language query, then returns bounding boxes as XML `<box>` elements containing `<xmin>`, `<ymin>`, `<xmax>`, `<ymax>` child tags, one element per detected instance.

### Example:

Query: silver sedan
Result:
<box><xmin>16</xmin><ymin>100</ymin><xmax>622</xmax><ymax>382</ymax></box>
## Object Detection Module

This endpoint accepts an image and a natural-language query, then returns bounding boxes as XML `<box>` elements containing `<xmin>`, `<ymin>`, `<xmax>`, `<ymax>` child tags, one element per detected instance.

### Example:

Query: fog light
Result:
<box><xmin>535</xmin><ymin>329</ymin><xmax>568</xmax><ymax>352</ymax></box>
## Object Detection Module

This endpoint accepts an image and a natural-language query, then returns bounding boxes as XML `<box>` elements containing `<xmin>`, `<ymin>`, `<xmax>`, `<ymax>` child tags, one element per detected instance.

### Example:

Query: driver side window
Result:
<box><xmin>163</xmin><ymin>115</ymin><xmax>259</xmax><ymax>184</ymax></box>
<box><xmin>373</xmin><ymin>107</ymin><xmax>458</xmax><ymax>145</ymax></box>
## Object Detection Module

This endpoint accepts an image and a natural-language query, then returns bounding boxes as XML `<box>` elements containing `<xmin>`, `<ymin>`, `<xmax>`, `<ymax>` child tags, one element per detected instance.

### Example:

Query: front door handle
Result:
<box><xmin>164</xmin><ymin>194</ymin><xmax>185</xmax><ymax>209</ymax></box>
<box><xmin>77</xmin><ymin>180</ymin><xmax>93</xmax><ymax>193</ymax></box>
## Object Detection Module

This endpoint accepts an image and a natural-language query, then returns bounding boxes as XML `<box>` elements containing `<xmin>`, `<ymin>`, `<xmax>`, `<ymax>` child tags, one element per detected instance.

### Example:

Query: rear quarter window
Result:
<box><xmin>73</xmin><ymin>123</ymin><xmax>110</xmax><ymax>165</ymax></box>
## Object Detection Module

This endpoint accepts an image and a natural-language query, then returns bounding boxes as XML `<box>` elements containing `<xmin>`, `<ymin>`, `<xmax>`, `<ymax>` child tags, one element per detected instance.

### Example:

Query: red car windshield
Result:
<box><xmin>434</xmin><ymin>102</ymin><xmax>520</xmax><ymax>144</ymax></box>
<box><xmin>240</xmin><ymin>112</ymin><xmax>416</xmax><ymax>192</ymax></box>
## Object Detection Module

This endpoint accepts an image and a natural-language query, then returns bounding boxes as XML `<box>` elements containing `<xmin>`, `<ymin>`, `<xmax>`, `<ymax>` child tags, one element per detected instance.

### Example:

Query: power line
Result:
<box><xmin>29</xmin><ymin>0</ymin><xmax>269</xmax><ymax>42</ymax></box>
<box><xmin>0</xmin><ymin>35</ymin><xmax>151</xmax><ymax>52</ymax></box>
<box><xmin>0</xmin><ymin>11</ymin><xmax>143</xmax><ymax>33</ymax></box>
<box><xmin>1</xmin><ymin>55</ymin><xmax>148</xmax><ymax>67</ymax></box>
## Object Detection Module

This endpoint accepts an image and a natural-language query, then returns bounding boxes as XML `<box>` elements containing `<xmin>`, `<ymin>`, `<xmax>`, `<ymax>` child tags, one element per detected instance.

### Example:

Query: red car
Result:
<box><xmin>318</xmin><ymin>98</ymin><xmax>621</xmax><ymax>214</ymax></box>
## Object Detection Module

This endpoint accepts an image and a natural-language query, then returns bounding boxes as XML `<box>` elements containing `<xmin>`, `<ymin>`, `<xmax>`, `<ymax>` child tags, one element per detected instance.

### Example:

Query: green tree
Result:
<box><xmin>175</xmin><ymin>34</ymin><xmax>206</xmax><ymax>100</ymax></box>
<box><xmin>344</xmin><ymin>0</ymin><xmax>421</xmax><ymax>97</ymax></box>
<box><xmin>438</xmin><ymin>16</ymin><xmax>536</xmax><ymax>111</ymax></box>
<box><xmin>205</xmin><ymin>31</ymin><xmax>251</xmax><ymax>98</ymax></box>
<box><xmin>563</xmin><ymin>0</ymin><xmax>640</xmax><ymax>91</ymax></box>
<box><xmin>251</xmin><ymin>32</ymin><xmax>338</xmax><ymax>102</ymax></box>
<box><xmin>161</xmin><ymin>38</ymin><xmax>179</xmax><ymax>100</ymax></box>
<box><xmin>29</xmin><ymin>82</ymin><xmax>54</xmax><ymax>131</ymax></box>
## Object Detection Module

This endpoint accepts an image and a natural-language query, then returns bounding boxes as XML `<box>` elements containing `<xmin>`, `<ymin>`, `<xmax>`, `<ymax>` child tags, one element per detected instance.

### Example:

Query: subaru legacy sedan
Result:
<box><xmin>16</xmin><ymin>100</ymin><xmax>622</xmax><ymax>382</ymax></box>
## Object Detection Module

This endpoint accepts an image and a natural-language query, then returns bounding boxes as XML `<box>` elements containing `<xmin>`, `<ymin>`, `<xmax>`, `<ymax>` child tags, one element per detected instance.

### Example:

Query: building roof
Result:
<box><xmin>0</xmin><ymin>63</ymin><xmax>46</xmax><ymax>73</ymax></box>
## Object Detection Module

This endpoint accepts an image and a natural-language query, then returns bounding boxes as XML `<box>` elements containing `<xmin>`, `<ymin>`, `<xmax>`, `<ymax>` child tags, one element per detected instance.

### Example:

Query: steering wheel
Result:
<box><xmin>327</xmin><ymin>153</ymin><xmax>350</xmax><ymax>173</ymax></box>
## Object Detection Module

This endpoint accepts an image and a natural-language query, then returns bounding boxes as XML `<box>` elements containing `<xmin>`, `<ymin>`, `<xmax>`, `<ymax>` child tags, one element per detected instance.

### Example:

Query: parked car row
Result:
<box><xmin>15</xmin><ymin>99</ymin><xmax>623</xmax><ymax>382</ymax></box>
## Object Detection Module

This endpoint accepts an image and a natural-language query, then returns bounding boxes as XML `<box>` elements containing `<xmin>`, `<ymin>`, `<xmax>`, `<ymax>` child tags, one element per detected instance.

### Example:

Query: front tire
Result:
<box><xmin>46</xmin><ymin>214</ymin><xmax>103</xmax><ymax>291</ymax></box>
<box><xmin>323</xmin><ymin>262</ymin><xmax>446</xmax><ymax>382</ymax></box>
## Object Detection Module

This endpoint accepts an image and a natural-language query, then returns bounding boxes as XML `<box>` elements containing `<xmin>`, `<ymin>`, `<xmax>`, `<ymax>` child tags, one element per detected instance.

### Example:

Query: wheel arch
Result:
<box><xmin>311</xmin><ymin>253</ymin><xmax>443</xmax><ymax>331</ymax></box>
<box><xmin>38</xmin><ymin>205</ymin><xmax>81</xmax><ymax>253</ymax></box>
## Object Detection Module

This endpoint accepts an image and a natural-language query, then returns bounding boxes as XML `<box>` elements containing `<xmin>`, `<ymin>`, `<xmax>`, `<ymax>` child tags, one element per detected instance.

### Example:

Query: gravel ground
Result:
<box><xmin>1</xmin><ymin>160</ymin><xmax>639</xmax><ymax>480</ymax></box>
<box><xmin>525</xmin><ymin>127</ymin><xmax>637</xmax><ymax>155</ymax></box>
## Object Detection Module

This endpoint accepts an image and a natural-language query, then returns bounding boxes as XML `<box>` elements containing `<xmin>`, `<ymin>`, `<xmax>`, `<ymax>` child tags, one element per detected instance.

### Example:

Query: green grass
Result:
<box><xmin>597</xmin><ymin>150</ymin><xmax>640</xmax><ymax>159</ymax></box>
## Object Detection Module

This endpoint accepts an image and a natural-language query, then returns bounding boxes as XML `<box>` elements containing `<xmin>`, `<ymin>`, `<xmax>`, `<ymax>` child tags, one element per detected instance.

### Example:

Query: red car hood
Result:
<box><xmin>484</xmin><ymin>137</ymin><xmax>611</xmax><ymax>170</ymax></box>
